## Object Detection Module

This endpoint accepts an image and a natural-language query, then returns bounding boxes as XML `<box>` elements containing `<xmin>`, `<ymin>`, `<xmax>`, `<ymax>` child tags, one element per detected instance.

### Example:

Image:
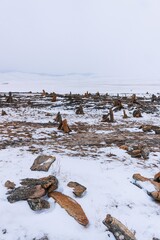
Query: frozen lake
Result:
<box><xmin>0</xmin><ymin>72</ymin><xmax>159</xmax><ymax>94</ymax></box>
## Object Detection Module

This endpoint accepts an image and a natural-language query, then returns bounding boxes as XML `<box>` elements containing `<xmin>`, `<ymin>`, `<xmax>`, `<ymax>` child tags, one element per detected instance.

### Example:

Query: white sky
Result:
<box><xmin>0</xmin><ymin>0</ymin><xmax>160</xmax><ymax>79</ymax></box>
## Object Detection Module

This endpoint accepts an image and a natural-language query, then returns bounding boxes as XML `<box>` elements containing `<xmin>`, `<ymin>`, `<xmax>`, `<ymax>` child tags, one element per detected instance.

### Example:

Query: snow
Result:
<box><xmin>0</xmin><ymin>73</ymin><xmax>160</xmax><ymax>240</ymax></box>
<box><xmin>0</xmin><ymin>72</ymin><xmax>160</xmax><ymax>94</ymax></box>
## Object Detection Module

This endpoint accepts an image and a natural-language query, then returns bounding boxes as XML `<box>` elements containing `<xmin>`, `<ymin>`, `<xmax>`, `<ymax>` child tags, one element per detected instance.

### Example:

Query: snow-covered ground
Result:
<box><xmin>0</xmin><ymin>73</ymin><xmax>160</xmax><ymax>240</ymax></box>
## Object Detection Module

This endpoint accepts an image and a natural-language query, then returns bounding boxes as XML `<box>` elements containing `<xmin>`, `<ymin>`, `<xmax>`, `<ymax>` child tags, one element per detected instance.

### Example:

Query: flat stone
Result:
<box><xmin>27</xmin><ymin>198</ymin><xmax>50</xmax><ymax>211</ymax></box>
<box><xmin>30</xmin><ymin>155</ymin><xmax>56</xmax><ymax>172</ymax></box>
<box><xmin>48</xmin><ymin>191</ymin><xmax>89</xmax><ymax>226</ymax></box>
<box><xmin>7</xmin><ymin>185</ymin><xmax>46</xmax><ymax>203</ymax></box>
<box><xmin>67</xmin><ymin>181</ymin><xmax>86</xmax><ymax>197</ymax></box>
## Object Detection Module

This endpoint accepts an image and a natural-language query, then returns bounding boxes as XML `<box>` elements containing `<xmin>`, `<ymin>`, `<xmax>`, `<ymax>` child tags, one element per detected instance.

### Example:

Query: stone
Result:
<box><xmin>129</xmin><ymin>149</ymin><xmax>142</xmax><ymax>158</ymax></box>
<box><xmin>67</xmin><ymin>181</ymin><xmax>86</xmax><ymax>197</ymax></box>
<box><xmin>42</xmin><ymin>90</ymin><xmax>46</xmax><ymax>97</ymax></box>
<box><xmin>20</xmin><ymin>175</ymin><xmax>58</xmax><ymax>192</ymax></box>
<box><xmin>51</xmin><ymin>93</ymin><xmax>57</xmax><ymax>102</ymax></box>
<box><xmin>76</xmin><ymin>105</ymin><xmax>84</xmax><ymax>115</ymax></box>
<box><xmin>60</xmin><ymin>119</ymin><xmax>71</xmax><ymax>133</ymax></box>
<box><xmin>30</xmin><ymin>155</ymin><xmax>56</xmax><ymax>172</ymax></box>
<box><xmin>154</xmin><ymin>172</ymin><xmax>160</xmax><ymax>182</ymax></box>
<box><xmin>139</xmin><ymin>125</ymin><xmax>152</xmax><ymax>132</ymax></box>
<box><xmin>27</xmin><ymin>198</ymin><xmax>50</xmax><ymax>211</ymax></box>
<box><xmin>131</xmin><ymin>94</ymin><xmax>137</xmax><ymax>103</ymax></box>
<box><xmin>141</xmin><ymin>147</ymin><xmax>150</xmax><ymax>159</ymax></box>
<box><xmin>102</xmin><ymin>109</ymin><xmax>114</xmax><ymax>122</ymax></box>
<box><xmin>133</xmin><ymin>109</ymin><xmax>142</xmax><ymax>118</ymax></box>
<box><xmin>101</xmin><ymin>114</ymin><xmax>110</xmax><ymax>122</ymax></box>
<box><xmin>2</xmin><ymin>110</ymin><xmax>7</xmax><ymax>116</ymax></box>
<box><xmin>6</xmin><ymin>92</ymin><xmax>13</xmax><ymax>103</ymax></box>
<box><xmin>5</xmin><ymin>180</ymin><xmax>16</xmax><ymax>189</ymax></box>
<box><xmin>45</xmin><ymin>112</ymin><xmax>52</xmax><ymax>116</ymax></box>
<box><xmin>154</xmin><ymin>128</ymin><xmax>160</xmax><ymax>134</ymax></box>
<box><xmin>103</xmin><ymin>214</ymin><xmax>136</xmax><ymax>240</ymax></box>
<box><xmin>150</xmin><ymin>191</ymin><xmax>160</xmax><ymax>202</ymax></box>
<box><xmin>113</xmin><ymin>99</ymin><xmax>123</xmax><ymax>111</ymax></box>
<box><xmin>55</xmin><ymin>112</ymin><xmax>62</xmax><ymax>123</ymax></box>
<box><xmin>84</xmin><ymin>91</ymin><xmax>90</xmax><ymax>98</ymax></box>
<box><xmin>133</xmin><ymin>173</ymin><xmax>160</xmax><ymax>191</ymax></box>
<box><xmin>123</xmin><ymin>110</ymin><xmax>128</xmax><ymax>119</ymax></box>
<box><xmin>48</xmin><ymin>191</ymin><xmax>89</xmax><ymax>226</ymax></box>
<box><xmin>119</xmin><ymin>145</ymin><xmax>128</xmax><ymax>151</ymax></box>
<box><xmin>7</xmin><ymin>175</ymin><xmax>58</xmax><ymax>203</ymax></box>
<box><xmin>133</xmin><ymin>173</ymin><xmax>149</xmax><ymax>182</ymax></box>
<box><xmin>7</xmin><ymin>185</ymin><xmax>46</xmax><ymax>203</ymax></box>
<box><xmin>151</xmin><ymin>94</ymin><xmax>157</xmax><ymax>102</ymax></box>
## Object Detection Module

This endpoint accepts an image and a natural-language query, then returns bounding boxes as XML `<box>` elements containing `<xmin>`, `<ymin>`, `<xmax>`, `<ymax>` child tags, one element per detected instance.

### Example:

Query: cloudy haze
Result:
<box><xmin>0</xmin><ymin>0</ymin><xmax>160</xmax><ymax>79</ymax></box>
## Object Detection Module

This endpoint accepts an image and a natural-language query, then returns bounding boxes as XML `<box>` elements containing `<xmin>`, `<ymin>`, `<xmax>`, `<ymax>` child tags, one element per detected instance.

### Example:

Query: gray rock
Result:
<box><xmin>27</xmin><ymin>198</ymin><xmax>50</xmax><ymax>211</ymax></box>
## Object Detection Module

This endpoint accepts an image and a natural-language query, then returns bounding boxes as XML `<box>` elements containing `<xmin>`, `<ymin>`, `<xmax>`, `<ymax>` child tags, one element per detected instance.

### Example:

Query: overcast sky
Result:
<box><xmin>0</xmin><ymin>0</ymin><xmax>160</xmax><ymax>79</ymax></box>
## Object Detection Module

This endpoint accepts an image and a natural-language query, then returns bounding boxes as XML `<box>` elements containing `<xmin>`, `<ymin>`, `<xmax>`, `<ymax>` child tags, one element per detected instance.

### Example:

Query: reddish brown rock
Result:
<box><xmin>60</xmin><ymin>119</ymin><xmax>71</xmax><ymax>133</ymax></box>
<box><xmin>119</xmin><ymin>145</ymin><xmax>128</xmax><ymax>151</ymax></box>
<box><xmin>51</xmin><ymin>93</ymin><xmax>57</xmax><ymax>102</ymax></box>
<box><xmin>154</xmin><ymin>172</ymin><xmax>160</xmax><ymax>182</ymax></box>
<box><xmin>129</xmin><ymin>149</ymin><xmax>142</xmax><ymax>158</ymax></box>
<box><xmin>48</xmin><ymin>191</ymin><xmax>89</xmax><ymax>226</ymax></box>
<box><xmin>133</xmin><ymin>173</ymin><xmax>149</xmax><ymax>182</ymax></box>
<box><xmin>133</xmin><ymin>173</ymin><xmax>160</xmax><ymax>191</ymax></box>
<box><xmin>5</xmin><ymin>180</ymin><xmax>16</xmax><ymax>189</ymax></box>
<box><xmin>30</xmin><ymin>155</ymin><xmax>56</xmax><ymax>172</ymax></box>
<box><xmin>150</xmin><ymin>191</ymin><xmax>160</xmax><ymax>202</ymax></box>
<box><xmin>67</xmin><ymin>181</ymin><xmax>86</xmax><ymax>197</ymax></box>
